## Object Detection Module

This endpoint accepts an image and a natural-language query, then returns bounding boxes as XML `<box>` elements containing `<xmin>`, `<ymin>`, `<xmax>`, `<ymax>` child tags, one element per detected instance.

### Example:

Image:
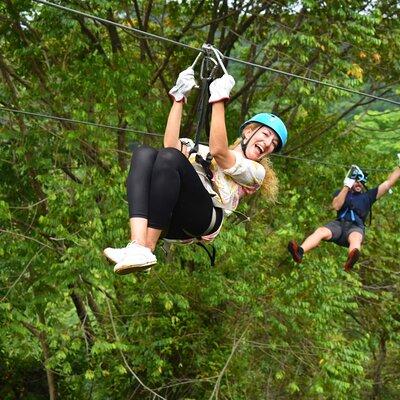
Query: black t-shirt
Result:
<box><xmin>334</xmin><ymin>187</ymin><xmax>379</xmax><ymax>228</ymax></box>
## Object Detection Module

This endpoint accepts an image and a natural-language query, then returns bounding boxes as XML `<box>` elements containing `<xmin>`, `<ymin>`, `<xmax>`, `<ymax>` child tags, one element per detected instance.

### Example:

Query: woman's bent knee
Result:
<box><xmin>155</xmin><ymin>147</ymin><xmax>187</xmax><ymax>168</ymax></box>
<box><xmin>132</xmin><ymin>145</ymin><xmax>158</xmax><ymax>164</ymax></box>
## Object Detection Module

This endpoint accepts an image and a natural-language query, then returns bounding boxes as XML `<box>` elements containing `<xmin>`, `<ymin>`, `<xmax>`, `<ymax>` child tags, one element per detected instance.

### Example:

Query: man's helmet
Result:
<box><xmin>351</xmin><ymin>165</ymin><xmax>368</xmax><ymax>185</ymax></box>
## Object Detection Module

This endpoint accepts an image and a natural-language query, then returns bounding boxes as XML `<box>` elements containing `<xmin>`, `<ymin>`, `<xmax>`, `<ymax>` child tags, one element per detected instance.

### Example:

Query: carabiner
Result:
<box><xmin>200</xmin><ymin>56</ymin><xmax>218</xmax><ymax>80</ymax></box>
<box><xmin>202</xmin><ymin>43</ymin><xmax>228</xmax><ymax>75</ymax></box>
<box><xmin>190</xmin><ymin>44</ymin><xmax>228</xmax><ymax>79</ymax></box>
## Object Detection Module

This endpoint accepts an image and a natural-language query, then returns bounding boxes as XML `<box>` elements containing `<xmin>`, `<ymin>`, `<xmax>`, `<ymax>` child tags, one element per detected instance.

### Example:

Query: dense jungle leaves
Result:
<box><xmin>1</xmin><ymin>0</ymin><xmax>400</xmax><ymax>399</ymax></box>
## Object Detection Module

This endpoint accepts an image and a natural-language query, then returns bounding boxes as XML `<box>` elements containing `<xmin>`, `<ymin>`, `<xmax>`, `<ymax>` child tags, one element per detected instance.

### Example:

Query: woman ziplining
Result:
<box><xmin>288</xmin><ymin>161</ymin><xmax>400</xmax><ymax>271</ymax></box>
<box><xmin>103</xmin><ymin>45</ymin><xmax>288</xmax><ymax>274</ymax></box>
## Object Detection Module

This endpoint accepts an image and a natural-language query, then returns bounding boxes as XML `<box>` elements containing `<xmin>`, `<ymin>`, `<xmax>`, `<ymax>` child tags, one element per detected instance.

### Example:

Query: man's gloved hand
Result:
<box><xmin>397</xmin><ymin>153</ymin><xmax>400</xmax><ymax>167</ymax></box>
<box><xmin>344</xmin><ymin>165</ymin><xmax>359</xmax><ymax>188</ymax></box>
<box><xmin>169</xmin><ymin>67</ymin><xmax>197</xmax><ymax>103</ymax></box>
<box><xmin>209</xmin><ymin>74</ymin><xmax>235</xmax><ymax>103</ymax></box>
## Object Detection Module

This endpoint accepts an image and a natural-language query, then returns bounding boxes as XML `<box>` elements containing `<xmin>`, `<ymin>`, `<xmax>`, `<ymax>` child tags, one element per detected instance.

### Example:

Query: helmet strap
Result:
<box><xmin>240</xmin><ymin>125</ymin><xmax>263</xmax><ymax>158</ymax></box>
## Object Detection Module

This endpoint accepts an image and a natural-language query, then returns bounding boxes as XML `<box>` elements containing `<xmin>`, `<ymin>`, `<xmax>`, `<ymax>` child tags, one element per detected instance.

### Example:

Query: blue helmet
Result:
<box><xmin>239</xmin><ymin>113</ymin><xmax>288</xmax><ymax>152</ymax></box>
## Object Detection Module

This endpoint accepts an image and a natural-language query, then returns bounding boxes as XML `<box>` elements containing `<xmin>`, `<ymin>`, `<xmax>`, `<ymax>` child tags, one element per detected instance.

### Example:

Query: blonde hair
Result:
<box><xmin>230</xmin><ymin>135</ymin><xmax>279</xmax><ymax>203</ymax></box>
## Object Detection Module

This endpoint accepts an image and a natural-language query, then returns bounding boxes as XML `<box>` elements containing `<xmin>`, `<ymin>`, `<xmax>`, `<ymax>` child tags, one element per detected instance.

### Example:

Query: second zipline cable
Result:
<box><xmin>0</xmin><ymin>106</ymin><xmax>394</xmax><ymax>173</ymax></box>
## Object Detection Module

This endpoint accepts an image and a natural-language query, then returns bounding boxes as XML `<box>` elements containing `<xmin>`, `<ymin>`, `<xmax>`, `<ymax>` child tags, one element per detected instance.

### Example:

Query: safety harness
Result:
<box><xmin>339</xmin><ymin>204</ymin><xmax>372</xmax><ymax>227</ymax></box>
<box><xmin>338</xmin><ymin>181</ymin><xmax>372</xmax><ymax>227</ymax></box>
<box><xmin>339</xmin><ymin>206</ymin><xmax>358</xmax><ymax>223</ymax></box>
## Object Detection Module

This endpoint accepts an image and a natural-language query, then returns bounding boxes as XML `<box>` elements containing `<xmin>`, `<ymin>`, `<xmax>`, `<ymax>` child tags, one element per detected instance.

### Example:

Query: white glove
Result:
<box><xmin>209</xmin><ymin>74</ymin><xmax>235</xmax><ymax>104</ymax></box>
<box><xmin>343</xmin><ymin>165</ymin><xmax>358</xmax><ymax>188</ymax></box>
<box><xmin>343</xmin><ymin>177</ymin><xmax>355</xmax><ymax>189</ymax></box>
<box><xmin>169</xmin><ymin>67</ymin><xmax>197</xmax><ymax>103</ymax></box>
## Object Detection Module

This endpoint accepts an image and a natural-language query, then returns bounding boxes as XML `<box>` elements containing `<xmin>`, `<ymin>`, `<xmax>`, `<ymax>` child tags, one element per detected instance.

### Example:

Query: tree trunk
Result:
<box><xmin>370</xmin><ymin>333</ymin><xmax>387</xmax><ymax>400</ymax></box>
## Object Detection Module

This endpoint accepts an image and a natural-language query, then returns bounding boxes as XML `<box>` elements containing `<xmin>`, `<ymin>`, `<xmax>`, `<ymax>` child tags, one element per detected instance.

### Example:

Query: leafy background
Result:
<box><xmin>1</xmin><ymin>1</ymin><xmax>400</xmax><ymax>399</ymax></box>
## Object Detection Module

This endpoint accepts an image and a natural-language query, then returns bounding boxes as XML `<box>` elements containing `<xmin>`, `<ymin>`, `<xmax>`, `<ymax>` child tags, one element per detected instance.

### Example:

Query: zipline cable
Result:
<box><xmin>0</xmin><ymin>106</ymin><xmax>164</xmax><ymax>138</ymax></box>
<box><xmin>33</xmin><ymin>0</ymin><xmax>400</xmax><ymax>107</ymax></box>
<box><xmin>34</xmin><ymin>0</ymin><xmax>199</xmax><ymax>52</ymax></box>
<box><xmin>270</xmin><ymin>153</ymin><xmax>394</xmax><ymax>173</ymax></box>
<box><xmin>0</xmin><ymin>106</ymin><xmax>395</xmax><ymax>173</ymax></box>
<box><xmin>223</xmin><ymin>54</ymin><xmax>400</xmax><ymax>106</ymax></box>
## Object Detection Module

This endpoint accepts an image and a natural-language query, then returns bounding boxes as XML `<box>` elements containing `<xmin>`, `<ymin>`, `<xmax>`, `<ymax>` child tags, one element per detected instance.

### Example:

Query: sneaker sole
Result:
<box><xmin>114</xmin><ymin>260</ymin><xmax>156</xmax><ymax>275</ymax></box>
<box><xmin>288</xmin><ymin>240</ymin><xmax>302</xmax><ymax>264</ymax></box>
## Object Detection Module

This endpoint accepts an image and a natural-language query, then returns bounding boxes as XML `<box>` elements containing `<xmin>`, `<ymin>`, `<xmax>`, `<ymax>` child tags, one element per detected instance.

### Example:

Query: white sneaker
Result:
<box><xmin>103</xmin><ymin>246</ymin><xmax>127</xmax><ymax>264</ymax></box>
<box><xmin>113</xmin><ymin>242</ymin><xmax>157</xmax><ymax>275</ymax></box>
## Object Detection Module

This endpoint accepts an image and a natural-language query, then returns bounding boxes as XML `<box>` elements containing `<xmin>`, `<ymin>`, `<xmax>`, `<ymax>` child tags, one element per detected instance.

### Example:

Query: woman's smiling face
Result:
<box><xmin>242</xmin><ymin>125</ymin><xmax>280</xmax><ymax>160</ymax></box>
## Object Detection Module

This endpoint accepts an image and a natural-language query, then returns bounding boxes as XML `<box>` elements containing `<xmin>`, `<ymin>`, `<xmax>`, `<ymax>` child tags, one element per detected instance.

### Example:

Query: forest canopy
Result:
<box><xmin>1</xmin><ymin>1</ymin><xmax>400</xmax><ymax>399</ymax></box>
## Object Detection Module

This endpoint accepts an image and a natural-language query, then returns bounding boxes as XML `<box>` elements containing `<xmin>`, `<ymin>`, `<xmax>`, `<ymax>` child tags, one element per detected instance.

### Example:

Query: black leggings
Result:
<box><xmin>126</xmin><ymin>145</ymin><xmax>223</xmax><ymax>240</ymax></box>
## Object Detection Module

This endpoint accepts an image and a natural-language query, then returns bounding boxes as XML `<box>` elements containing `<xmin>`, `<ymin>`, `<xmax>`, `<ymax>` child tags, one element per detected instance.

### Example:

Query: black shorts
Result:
<box><xmin>324</xmin><ymin>220</ymin><xmax>365</xmax><ymax>247</ymax></box>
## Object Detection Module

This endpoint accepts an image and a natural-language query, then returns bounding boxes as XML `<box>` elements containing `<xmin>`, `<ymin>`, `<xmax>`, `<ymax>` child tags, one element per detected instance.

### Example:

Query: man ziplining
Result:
<box><xmin>288</xmin><ymin>160</ymin><xmax>400</xmax><ymax>271</ymax></box>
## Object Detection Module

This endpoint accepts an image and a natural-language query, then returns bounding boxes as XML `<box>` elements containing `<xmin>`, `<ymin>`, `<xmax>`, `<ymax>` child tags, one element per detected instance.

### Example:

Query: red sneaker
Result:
<box><xmin>287</xmin><ymin>240</ymin><xmax>303</xmax><ymax>264</ymax></box>
<box><xmin>344</xmin><ymin>249</ymin><xmax>360</xmax><ymax>272</ymax></box>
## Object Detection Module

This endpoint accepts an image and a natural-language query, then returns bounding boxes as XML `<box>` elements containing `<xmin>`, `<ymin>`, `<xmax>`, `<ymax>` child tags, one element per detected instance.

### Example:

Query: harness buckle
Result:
<box><xmin>195</xmin><ymin>153</ymin><xmax>214</xmax><ymax>181</ymax></box>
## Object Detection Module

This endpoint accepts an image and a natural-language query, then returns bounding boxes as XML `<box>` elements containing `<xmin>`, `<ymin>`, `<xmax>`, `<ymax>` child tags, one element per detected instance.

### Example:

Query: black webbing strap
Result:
<box><xmin>365</xmin><ymin>184</ymin><xmax>373</xmax><ymax>227</ymax></box>
<box><xmin>189</xmin><ymin>76</ymin><xmax>211</xmax><ymax>156</ymax></box>
<box><xmin>189</xmin><ymin>55</ymin><xmax>218</xmax><ymax>156</ymax></box>
<box><xmin>195</xmin><ymin>152</ymin><xmax>213</xmax><ymax>181</ymax></box>
<box><xmin>196</xmin><ymin>242</ymin><xmax>216</xmax><ymax>267</ymax></box>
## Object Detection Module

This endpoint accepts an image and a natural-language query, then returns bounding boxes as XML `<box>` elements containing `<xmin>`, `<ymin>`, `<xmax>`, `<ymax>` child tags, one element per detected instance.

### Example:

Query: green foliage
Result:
<box><xmin>1</xmin><ymin>0</ymin><xmax>400</xmax><ymax>399</ymax></box>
